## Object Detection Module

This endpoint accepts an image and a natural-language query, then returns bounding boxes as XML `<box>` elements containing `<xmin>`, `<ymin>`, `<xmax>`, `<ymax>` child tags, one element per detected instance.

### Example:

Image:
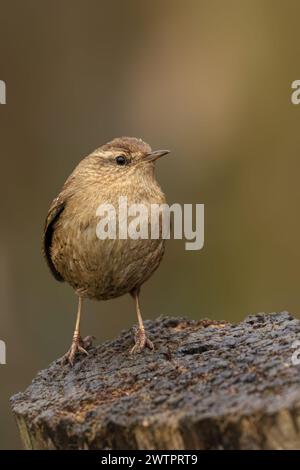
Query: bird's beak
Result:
<box><xmin>144</xmin><ymin>149</ymin><xmax>170</xmax><ymax>162</ymax></box>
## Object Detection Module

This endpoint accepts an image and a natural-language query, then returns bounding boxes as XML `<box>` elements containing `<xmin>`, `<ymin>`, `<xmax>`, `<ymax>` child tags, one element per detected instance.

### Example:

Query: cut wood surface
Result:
<box><xmin>10</xmin><ymin>312</ymin><xmax>300</xmax><ymax>449</ymax></box>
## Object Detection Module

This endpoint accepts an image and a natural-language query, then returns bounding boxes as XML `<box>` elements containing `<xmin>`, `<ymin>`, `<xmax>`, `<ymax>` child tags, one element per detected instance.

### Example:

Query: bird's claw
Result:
<box><xmin>130</xmin><ymin>326</ymin><xmax>154</xmax><ymax>354</ymax></box>
<box><xmin>62</xmin><ymin>335</ymin><xmax>95</xmax><ymax>366</ymax></box>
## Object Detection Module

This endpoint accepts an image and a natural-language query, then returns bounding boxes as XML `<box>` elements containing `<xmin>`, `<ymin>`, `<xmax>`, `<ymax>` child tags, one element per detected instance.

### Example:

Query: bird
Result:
<box><xmin>43</xmin><ymin>137</ymin><xmax>170</xmax><ymax>365</ymax></box>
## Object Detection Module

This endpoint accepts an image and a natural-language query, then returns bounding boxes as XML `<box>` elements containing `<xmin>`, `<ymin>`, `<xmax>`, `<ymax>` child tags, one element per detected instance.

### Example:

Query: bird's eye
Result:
<box><xmin>115</xmin><ymin>155</ymin><xmax>127</xmax><ymax>166</ymax></box>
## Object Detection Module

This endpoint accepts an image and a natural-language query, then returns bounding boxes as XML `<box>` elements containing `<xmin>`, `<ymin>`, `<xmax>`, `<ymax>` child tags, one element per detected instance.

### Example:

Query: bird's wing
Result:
<box><xmin>43</xmin><ymin>195</ymin><xmax>66</xmax><ymax>282</ymax></box>
<box><xmin>43</xmin><ymin>166</ymin><xmax>80</xmax><ymax>282</ymax></box>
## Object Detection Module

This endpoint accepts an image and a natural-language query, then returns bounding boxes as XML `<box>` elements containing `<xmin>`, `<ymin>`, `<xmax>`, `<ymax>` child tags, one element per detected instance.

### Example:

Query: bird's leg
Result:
<box><xmin>62</xmin><ymin>296</ymin><xmax>93</xmax><ymax>366</ymax></box>
<box><xmin>130</xmin><ymin>288</ymin><xmax>154</xmax><ymax>354</ymax></box>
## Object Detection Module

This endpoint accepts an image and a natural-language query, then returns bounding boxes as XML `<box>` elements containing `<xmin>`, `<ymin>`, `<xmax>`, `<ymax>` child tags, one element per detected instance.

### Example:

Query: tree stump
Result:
<box><xmin>10</xmin><ymin>312</ymin><xmax>300</xmax><ymax>450</ymax></box>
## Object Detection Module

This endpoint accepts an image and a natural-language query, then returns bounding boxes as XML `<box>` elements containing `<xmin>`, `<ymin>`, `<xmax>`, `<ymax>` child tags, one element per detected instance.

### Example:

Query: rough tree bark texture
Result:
<box><xmin>10</xmin><ymin>312</ymin><xmax>300</xmax><ymax>450</ymax></box>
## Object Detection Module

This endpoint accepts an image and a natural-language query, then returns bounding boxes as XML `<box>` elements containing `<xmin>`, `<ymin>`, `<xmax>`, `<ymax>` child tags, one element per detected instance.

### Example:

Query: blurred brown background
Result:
<box><xmin>0</xmin><ymin>0</ymin><xmax>300</xmax><ymax>449</ymax></box>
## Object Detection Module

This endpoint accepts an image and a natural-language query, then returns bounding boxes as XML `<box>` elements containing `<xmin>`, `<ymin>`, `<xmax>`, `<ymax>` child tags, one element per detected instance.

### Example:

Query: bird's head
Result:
<box><xmin>89</xmin><ymin>137</ymin><xmax>170</xmax><ymax>180</ymax></box>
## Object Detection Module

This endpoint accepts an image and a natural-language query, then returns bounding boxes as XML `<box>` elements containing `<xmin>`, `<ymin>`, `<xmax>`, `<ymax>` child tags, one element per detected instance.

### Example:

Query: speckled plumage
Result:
<box><xmin>44</xmin><ymin>137</ymin><xmax>167</xmax><ymax>300</ymax></box>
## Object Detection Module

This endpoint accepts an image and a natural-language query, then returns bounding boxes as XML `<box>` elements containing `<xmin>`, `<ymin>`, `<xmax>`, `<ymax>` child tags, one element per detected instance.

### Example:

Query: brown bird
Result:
<box><xmin>43</xmin><ymin>137</ymin><xmax>169</xmax><ymax>365</ymax></box>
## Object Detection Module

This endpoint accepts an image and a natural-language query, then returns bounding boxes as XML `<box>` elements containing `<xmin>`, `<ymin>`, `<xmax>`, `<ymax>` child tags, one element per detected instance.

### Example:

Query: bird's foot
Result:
<box><xmin>130</xmin><ymin>326</ymin><xmax>154</xmax><ymax>354</ymax></box>
<box><xmin>62</xmin><ymin>335</ymin><xmax>94</xmax><ymax>366</ymax></box>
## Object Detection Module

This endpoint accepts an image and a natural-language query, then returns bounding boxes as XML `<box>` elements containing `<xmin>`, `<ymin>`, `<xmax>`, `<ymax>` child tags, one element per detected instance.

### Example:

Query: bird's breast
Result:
<box><xmin>51</xmin><ymin>179</ymin><xmax>166</xmax><ymax>300</ymax></box>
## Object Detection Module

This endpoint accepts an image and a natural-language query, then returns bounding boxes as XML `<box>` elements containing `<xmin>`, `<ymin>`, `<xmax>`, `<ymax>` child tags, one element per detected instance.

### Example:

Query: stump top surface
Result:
<box><xmin>11</xmin><ymin>312</ymin><xmax>300</xmax><ymax>449</ymax></box>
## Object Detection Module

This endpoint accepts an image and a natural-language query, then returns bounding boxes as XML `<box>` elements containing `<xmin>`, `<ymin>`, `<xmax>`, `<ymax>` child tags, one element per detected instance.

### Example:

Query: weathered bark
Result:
<box><xmin>10</xmin><ymin>312</ymin><xmax>300</xmax><ymax>450</ymax></box>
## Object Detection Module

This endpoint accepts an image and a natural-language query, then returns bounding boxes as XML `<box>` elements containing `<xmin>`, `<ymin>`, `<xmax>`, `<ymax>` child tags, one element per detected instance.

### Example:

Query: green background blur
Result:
<box><xmin>1</xmin><ymin>0</ymin><xmax>300</xmax><ymax>449</ymax></box>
